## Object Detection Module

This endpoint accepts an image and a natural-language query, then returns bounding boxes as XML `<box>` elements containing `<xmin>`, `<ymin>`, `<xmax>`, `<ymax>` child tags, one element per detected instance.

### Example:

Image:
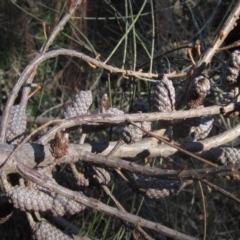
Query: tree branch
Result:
<box><xmin>16</xmin><ymin>161</ymin><xmax>197</xmax><ymax>240</ymax></box>
<box><xmin>1</xmin><ymin>142</ymin><xmax>240</xmax><ymax>181</ymax></box>
<box><xmin>38</xmin><ymin>102</ymin><xmax>240</xmax><ymax>144</ymax></box>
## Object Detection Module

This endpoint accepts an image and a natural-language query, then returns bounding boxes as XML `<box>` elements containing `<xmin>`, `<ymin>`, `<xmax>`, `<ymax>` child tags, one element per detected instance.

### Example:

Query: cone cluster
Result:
<box><xmin>153</xmin><ymin>77</ymin><xmax>175</xmax><ymax>112</ymax></box>
<box><xmin>63</xmin><ymin>90</ymin><xmax>92</xmax><ymax>119</ymax></box>
<box><xmin>173</xmin><ymin>116</ymin><xmax>214</xmax><ymax>140</ymax></box>
<box><xmin>32</xmin><ymin>221</ymin><xmax>72</xmax><ymax>240</ymax></box>
<box><xmin>226</xmin><ymin>50</ymin><xmax>240</xmax><ymax>84</ymax></box>
<box><xmin>6</xmin><ymin>105</ymin><xmax>27</xmax><ymax>143</ymax></box>
<box><xmin>202</xmin><ymin>147</ymin><xmax>240</xmax><ymax>165</ymax></box>
<box><xmin>7</xmin><ymin>186</ymin><xmax>85</xmax><ymax>216</ymax></box>
<box><xmin>187</xmin><ymin>76</ymin><xmax>210</xmax><ymax>108</ymax></box>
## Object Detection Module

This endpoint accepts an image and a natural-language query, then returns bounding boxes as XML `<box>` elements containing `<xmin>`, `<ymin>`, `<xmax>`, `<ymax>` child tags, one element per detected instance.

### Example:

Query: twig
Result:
<box><xmin>129</xmin><ymin>120</ymin><xmax>217</xmax><ymax>167</ymax></box>
<box><xmin>177</xmin><ymin>1</ymin><xmax>240</xmax><ymax>103</ymax></box>
<box><xmin>2</xmin><ymin>119</ymin><xmax>240</xmax><ymax>173</ymax></box>
<box><xmin>21</xmin><ymin>0</ymin><xmax>82</xmax><ymax>108</ymax></box>
<box><xmin>2</xmin><ymin>114</ymin><xmax>239</xmax><ymax>164</ymax></box>
<box><xmin>16</xmin><ymin>161</ymin><xmax>197</xmax><ymax>240</ymax></box>
<box><xmin>187</xmin><ymin>48</ymin><xmax>196</xmax><ymax>66</ymax></box>
<box><xmin>21</xmin><ymin>102</ymin><xmax>239</xmax><ymax>126</ymax></box>
<box><xmin>198</xmin><ymin>0</ymin><xmax>240</xmax><ymax>67</ymax></box>
<box><xmin>38</xmin><ymin>102</ymin><xmax>240</xmax><ymax>144</ymax></box>
<box><xmin>58</xmin><ymin>147</ymin><xmax>240</xmax><ymax>180</ymax></box>
<box><xmin>201</xmin><ymin>179</ymin><xmax>240</xmax><ymax>204</ymax></box>
<box><xmin>40</xmin><ymin>0</ymin><xmax>83</xmax><ymax>52</ymax></box>
<box><xmin>27</xmin><ymin>85</ymin><xmax>42</xmax><ymax>99</ymax></box>
<box><xmin>20</xmin><ymin>70</ymin><xmax>37</xmax><ymax>109</ymax></box>
<box><xmin>67</xmin><ymin>147</ymin><xmax>240</xmax><ymax>180</ymax></box>
<box><xmin>100</xmin><ymin>184</ymin><xmax>154</xmax><ymax>240</ymax></box>
<box><xmin>198</xmin><ymin>181</ymin><xmax>206</xmax><ymax>240</ymax></box>
<box><xmin>107</xmin><ymin>139</ymin><xmax>125</xmax><ymax>157</ymax></box>
<box><xmin>218</xmin><ymin>40</ymin><xmax>240</xmax><ymax>51</ymax></box>
<box><xmin>0</xmin><ymin>48</ymin><xmax>156</xmax><ymax>143</ymax></box>
<box><xmin>25</xmin><ymin>211</ymin><xmax>35</xmax><ymax>229</ymax></box>
<box><xmin>38</xmin><ymin>103</ymin><xmax>66</xmax><ymax>118</ymax></box>
<box><xmin>1</xmin><ymin>40</ymin><xmax>239</xmax><ymax>143</ymax></box>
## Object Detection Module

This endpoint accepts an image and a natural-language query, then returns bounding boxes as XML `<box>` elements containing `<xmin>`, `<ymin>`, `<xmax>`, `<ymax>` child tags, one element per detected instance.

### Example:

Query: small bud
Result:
<box><xmin>50</xmin><ymin>131</ymin><xmax>68</xmax><ymax>158</ymax></box>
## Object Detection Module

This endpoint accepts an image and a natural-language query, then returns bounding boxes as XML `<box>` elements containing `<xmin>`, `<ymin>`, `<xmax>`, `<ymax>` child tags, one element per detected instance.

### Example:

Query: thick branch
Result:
<box><xmin>2</xmin><ymin>141</ymin><xmax>240</xmax><ymax>181</ymax></box>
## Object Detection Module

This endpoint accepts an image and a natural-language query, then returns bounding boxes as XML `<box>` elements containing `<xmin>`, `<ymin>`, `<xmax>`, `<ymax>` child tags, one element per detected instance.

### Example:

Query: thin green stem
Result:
<box><xmin>149</xmin><ymin>0</ymin><xmax>155</xmax><ymax>73</ymax></box>
<box><xmin>128</xmin><ymin>0</ymin><xmax>137</xmax><ymax>71</ymax></box>
<box><xmin>69</xmin><ymin>21</ymin><xmax>98</xmax><ymax>55</ymax></box>
<box><xmin>61</xmin><ymin>32</ymin><xmax>93</xmax><ymax>52</ymax></box>
<box><xmin>122</xmin><ymin>0</ymin><xmax>129</xmax><ymax>69</ymax></box>
<box><xmin>136</xmin><ymin>196</ymin><xmax>145</xmax><ymax>215</ymax></box>
<box><xmin>10</xmin><ymin>0</ymin><xmax>45</xmax><ymax>22</ymax></box>
<box><xmin>103</xmin><ymin>0</ymin><xmax>150</xmax><ymax>60</ymax></box>
<box><xmin>72</xmin><ymin>10</ymin><xmax>162</xmax><ymax>20</ymax></box>
<box><xmin>104</xmin><ymin>0</ymin><xmax>148</xmax><ymax>64</ymax></box>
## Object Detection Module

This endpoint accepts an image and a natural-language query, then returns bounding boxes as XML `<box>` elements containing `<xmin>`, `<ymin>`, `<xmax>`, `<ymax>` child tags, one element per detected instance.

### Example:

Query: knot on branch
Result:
<box><xmin>50</xmin><ymin>131</ymin><xmax>68</xmax><ymax>158</ymax></box>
